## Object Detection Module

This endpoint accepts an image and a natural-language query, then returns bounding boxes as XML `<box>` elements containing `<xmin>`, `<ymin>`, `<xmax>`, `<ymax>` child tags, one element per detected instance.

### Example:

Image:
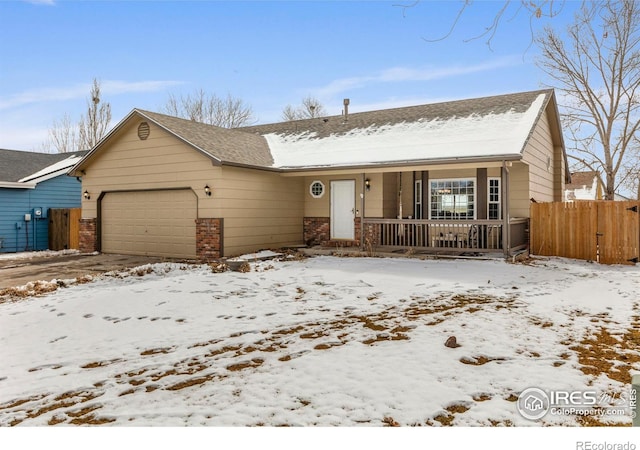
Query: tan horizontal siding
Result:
<box><xmin>364</xmin><ymin>173</ymin><xmax>384</xmax><ymax>217</ymax></box>
<box><xmin>509</xmin><ymin>162</ymin><xmax>530</xmax><ymax>218</ymax></box>
<box><xmin>429</xmin><ymin>168</ymin><xmax>477</xmax><ymax>179</ymax></box>
<box><xmin>383</xmin><ymin>172</ymin><xmax>397</xmax><ymax>218</ymax></box>
<box><xmin>522</xmin><ymin>110</ymin><xmax>555</xmax><ymax>203</ymax></box>
<box><xmin>221</xmin><ymin>166</ymin><xmax>304</xmax><ymax>256</ymax></box>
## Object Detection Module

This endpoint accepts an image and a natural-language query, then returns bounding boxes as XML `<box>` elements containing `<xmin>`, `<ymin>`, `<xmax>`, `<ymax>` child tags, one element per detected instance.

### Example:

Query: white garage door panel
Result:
<box><xmin>102</xmin><ymin>190</ymin><xmax>197</xmax><ymax>258</ymax></box>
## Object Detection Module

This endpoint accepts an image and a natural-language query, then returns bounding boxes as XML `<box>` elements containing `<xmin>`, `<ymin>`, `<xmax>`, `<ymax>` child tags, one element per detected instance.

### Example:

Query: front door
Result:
<box><xmin>330</xmin><ymin>180</ymin><xmax>355</xmax><ymax>240</ymax></box>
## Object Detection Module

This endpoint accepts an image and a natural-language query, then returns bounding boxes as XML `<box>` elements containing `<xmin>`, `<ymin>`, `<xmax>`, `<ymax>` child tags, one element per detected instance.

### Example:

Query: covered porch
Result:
<box><xmin>353</xmin><ymin>163</ymin><xmax>530</xmax><ymax>257</ymax></box>
<box><xmin>361</xmin><ymin>217</ymin><xmax>529</xmax><ymax>256</ymax></box>
<box><xmin>299</xmin><ymin>162</ymin><xmax>532</xmax><ymax>257</ymax></box>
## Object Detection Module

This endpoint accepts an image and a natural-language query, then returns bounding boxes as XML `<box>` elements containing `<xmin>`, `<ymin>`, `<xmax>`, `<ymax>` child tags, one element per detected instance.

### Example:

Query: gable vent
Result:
<box><xmin>138</xmin><ymin>122</ymin><xmax>150</xmax><ymax>140</ymax></box>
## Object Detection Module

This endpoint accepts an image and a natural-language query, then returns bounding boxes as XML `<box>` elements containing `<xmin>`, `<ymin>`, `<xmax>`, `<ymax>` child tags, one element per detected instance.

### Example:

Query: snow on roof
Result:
<box><xmin>264</xmin><ymin>94</ymin><xmax>546</xmax><ymax>169</ymax></box>
<box><xmin>18</xmin><ymin>154</ymin><xmax>84</xmax><ymax>184</ymax></box>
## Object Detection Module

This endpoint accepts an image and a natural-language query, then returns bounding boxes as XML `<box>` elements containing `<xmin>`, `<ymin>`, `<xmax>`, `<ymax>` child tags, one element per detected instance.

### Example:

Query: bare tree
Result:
<box><xmin>281</xmin><ymin>96</ymin><xmax>327</xmax><ymax>121</ymax></box>
<box><xmin>78</xmin><ymin>78</ymin><xmax>112</xmax><ymax>150</ymax></box>
<box><xmin>535</xmin><ymin>0</ymin><xmax>640</xmax><ymax>200</ymax></box>
<box><xmin>162</xmin><ymin>89</ymin><xmax>255</xmax><ymax>128</ymax></box>
<box><xmin>44</xmin><ymin>78</ymin><xmax>112</xmax><ymax>153</ymax></box>
<box><xmin>396</xmin><ymin>0</ymin><xmax>581</xmax><ymax>49</ymax></box>
<box><xmin>620</xmin><ymin>134</ymin><xmax>640</xmax><ymax>199</ymax></box>
<box><xmin>44</xmin><ymin>113</ymin><xmax>78</xmax><ymax>154</ymax></box>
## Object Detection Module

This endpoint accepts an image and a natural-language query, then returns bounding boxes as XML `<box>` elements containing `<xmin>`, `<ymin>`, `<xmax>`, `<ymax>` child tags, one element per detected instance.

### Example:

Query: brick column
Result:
<box><xmin>363</xmin><ymin>222</ymin><xmax>379</xmax><ymax>247</ymax></box>
<box><xmin>196</xmin><ymin>218</ymin><xmax>223</xmax><ymax>261</ymax></box>
<box><xmin>79</xmin><ymin>218</ymin><xmax>97</xmax><ymax>253</ymax></box>
<box><xmin>304</xmin><ymin>217</ymin><xmax>330</xmax><ymax>246</ymax></box>
<box><xmin>354</xmin><ymin>217</ymin><xmax>361</xmax><ymax>245</ymax></box>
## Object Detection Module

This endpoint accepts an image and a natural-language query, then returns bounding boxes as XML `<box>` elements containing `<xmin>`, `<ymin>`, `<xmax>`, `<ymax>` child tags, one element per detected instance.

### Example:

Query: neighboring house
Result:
<box><xmin>0</xmin><ymin>149</ymin><xmax>86</xmax><ymax>253</ymax></box>
<box><xmin>564</xmin><ymin>171</ymin><xmax>604</xmax><ymax>201</ymax></box>
<box><xmin>69</xmin><ymin>89</ymin><xmax>569</xmax><ymax>260</ymax></box>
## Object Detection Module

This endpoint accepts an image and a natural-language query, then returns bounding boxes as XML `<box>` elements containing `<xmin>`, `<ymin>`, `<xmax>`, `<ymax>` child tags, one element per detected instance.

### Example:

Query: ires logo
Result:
<box><xmin>517</xmin><ymin>387</ymin><xmax>631</xmax><ymax>421</ymax></box>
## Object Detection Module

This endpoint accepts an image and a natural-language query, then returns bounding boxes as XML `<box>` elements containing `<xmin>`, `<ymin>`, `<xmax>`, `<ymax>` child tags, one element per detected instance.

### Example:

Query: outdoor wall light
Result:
<box><xmin>204</xmin><ymin>185</ymin><xmax>212</xmax><ymax>197</ymax></box>
<box><xmin>83</xmin><ymin>190</ymin><xmax>90</xmax><ymax>200</ymax></box>
<box><xmin>365</xmin><ymin>178</ymin><xmax>371</xmax><ymax>191</ymax></box>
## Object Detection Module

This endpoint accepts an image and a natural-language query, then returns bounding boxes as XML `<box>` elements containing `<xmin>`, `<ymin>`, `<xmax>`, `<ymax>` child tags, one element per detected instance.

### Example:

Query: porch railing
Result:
<box><xmin>362</xmin><ymin>218</ymin><xmax>529</xmax><ymax>254</ymax></box>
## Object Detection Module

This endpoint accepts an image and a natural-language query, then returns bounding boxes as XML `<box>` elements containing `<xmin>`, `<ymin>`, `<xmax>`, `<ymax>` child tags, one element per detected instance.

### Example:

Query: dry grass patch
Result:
<box><xmin>576</xmin><ymin>413</ymin><xmax>631</xmax><ymax>427</ymax></box>
<box><xmin>489</xmin><ymin>419</ymin><xmax>515</xmax><ymax>426</ymax></box>
<box><xmin>314</xmin><ymin>341</ymin><xmax>344</xmax><ymax>350</ymax></box>
<box><xmin>140</xmin><ymin>347</ymin><xmax>175</xmax><ymax>356</ymax></box>
<box><xmin>69</xmin><ymin>413</ymin><xmax>115</xmax><ymax>425</ymax></box>
<box><xmin>0</xmin><ymin>280</ymin><xmax>60</xmax><ymax>302</ymax></box>
<box><xmin>571</xmin><ymin>324</ymin><xmax>640</xmax><ymax>384</ymax></box>
<box><xmin>382</xmin><ymin>416</ymin><xmax>400</xmax><ymax>426</ymax></box>
<box><xmin>227</xmin><ymin>358</ymin><xmax>264</xmax><ymax>372</ymax></box>
<box><xmin>166</xmin><ymin>374</ymin><xmax>219</xmax><ymax>391</ymax></box>
<box><xmin>81</xmin><ymin>358</ymin><xmax>122</xmax><ymax>369</ymax></box>
<box><xmin>460</xmin><ymin>355</ymin><xmax>507</xmax><ymax>366</ymax></box>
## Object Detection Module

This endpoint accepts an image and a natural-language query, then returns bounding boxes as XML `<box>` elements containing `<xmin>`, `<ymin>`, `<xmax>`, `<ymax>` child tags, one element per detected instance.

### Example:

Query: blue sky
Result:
<box><xmin>0</xmin><ymin>0</ymin><xmax>580</xmax><ymax>151</ymax></box>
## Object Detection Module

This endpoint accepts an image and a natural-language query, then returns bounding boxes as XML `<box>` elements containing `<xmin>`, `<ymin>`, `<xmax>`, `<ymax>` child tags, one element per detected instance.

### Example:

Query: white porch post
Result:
<box><xmin>360</xmin><ymin>173</ymin><xmax>366</xmax><ymax>251</ymax></box>
<box><xmin>502</xmin><ymin>161</ymin><xmax>511</xmax><ymax>256</ymax></box>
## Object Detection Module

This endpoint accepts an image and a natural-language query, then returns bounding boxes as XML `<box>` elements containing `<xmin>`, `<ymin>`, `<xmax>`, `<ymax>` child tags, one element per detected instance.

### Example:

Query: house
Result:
<box><xmin>564</xmin><ymin>171</ymin><xmax>604</xmax><ymax>201</ymax></box>
<box><xmin>69</xmin><ymin>89</ymin><xmax>569</xmax><ymax>260</ymax></box>
<box><xmin>0</xmin><ymin>149</ymin><xmax>86</xmax><ymax>253</ymax></box>
<box><xmin>564</xmin><ymin>171</ymin><xmax>633</xmax><ymax>201</ymax></box>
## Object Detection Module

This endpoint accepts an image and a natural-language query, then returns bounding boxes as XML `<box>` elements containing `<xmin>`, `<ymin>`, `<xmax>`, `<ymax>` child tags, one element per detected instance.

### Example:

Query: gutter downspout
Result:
<box><xmin>502</xmin><ymin>160</ymin><xmax>511</xmax><ymax>257</ymax></box>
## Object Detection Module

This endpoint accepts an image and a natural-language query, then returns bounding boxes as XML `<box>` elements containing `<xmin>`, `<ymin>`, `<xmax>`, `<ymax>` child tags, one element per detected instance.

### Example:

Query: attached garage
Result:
<box><xmin>101</xmin><ymin>189</ymin><xmax>197</xmax><ymax>259</ymax></box>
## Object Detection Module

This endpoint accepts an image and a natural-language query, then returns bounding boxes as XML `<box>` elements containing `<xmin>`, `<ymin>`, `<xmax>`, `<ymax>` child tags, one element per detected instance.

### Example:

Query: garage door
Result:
<box><xmin>101</xmin><ymin>189</ymin><xmax>197</xmax><ymax>259</ymax></box>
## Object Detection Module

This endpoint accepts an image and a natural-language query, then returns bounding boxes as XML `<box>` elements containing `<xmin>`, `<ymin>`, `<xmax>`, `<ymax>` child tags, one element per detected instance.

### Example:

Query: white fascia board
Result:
<box><xmin>0</xmin><ymin>181</ymin><xmax>37</xmax><ymax>189</ymax></box>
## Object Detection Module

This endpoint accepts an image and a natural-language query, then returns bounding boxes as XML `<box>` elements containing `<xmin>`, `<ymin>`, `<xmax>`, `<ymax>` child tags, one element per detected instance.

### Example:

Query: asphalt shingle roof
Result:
<box><xmin>566</xmin><ymin>171</ymin><xmax>598</xmax><ymax>189</ymax></box>
<box><xmin>0</xmin><ymin>149</ymin><xmax>87</xmax><ymax>183</ymax></box>
<box><xmin>136</xmin><ymin>110</ymin><xmax>274</xmax><ymax>168</ymax></box>
<box><xmin>239</xmin><ymin>89</ymin><xmax>552</xmax><ymax>140</ymax></box>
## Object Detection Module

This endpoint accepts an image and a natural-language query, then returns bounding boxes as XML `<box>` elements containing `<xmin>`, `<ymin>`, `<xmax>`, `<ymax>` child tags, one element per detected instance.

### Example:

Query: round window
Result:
<box><xmin>310</xmin><ymin>181</ymin><xmax>325</xmax><ymax>198</ymax></box>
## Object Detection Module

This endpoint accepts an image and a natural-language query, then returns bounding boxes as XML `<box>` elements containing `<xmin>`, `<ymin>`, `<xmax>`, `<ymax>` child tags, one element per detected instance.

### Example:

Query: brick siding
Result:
<box><xmin>304</xmin><ymin>216</ymin><xmax>361</xmax><ymax>247</ymax></box>
<box><xmin>196</xmin><ymin>218</ymin><xmax>223</xmax><ymax>261</ymax></box>
<box><xmin>303</xmin><ymin>217</ymin><xmax>330</xmax><ymax>246</ymax></box>
<box><xmin>79</xmin><ymin>218</ymin><xmax>97</xmax><ymax>253</ymax></box>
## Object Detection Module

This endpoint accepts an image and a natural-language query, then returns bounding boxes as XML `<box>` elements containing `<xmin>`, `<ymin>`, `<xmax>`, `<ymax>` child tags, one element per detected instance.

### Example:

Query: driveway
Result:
<box><xmin>0</xmin><ymin>253</ymin><xmax>176</xmax><ymax>289</ymax></box>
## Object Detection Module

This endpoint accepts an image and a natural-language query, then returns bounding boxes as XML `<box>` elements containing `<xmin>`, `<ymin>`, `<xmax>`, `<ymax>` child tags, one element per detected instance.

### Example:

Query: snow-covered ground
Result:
<box><xmin>0</xmin><ymin>249</ymin><xmax>80</xmax><ymax>261</ymax></box>
<box><xmin>0</xmin><ymin>254</ymin><xmax>638</xmax><ymax>434</ymax></box>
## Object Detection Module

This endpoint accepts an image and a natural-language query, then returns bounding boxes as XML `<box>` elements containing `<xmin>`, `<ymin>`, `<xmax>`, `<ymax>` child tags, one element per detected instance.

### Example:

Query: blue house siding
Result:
<box><xmin>0</xmin><ymin>175</ymin><xmax>82</xmax><ymax>253</ymax></box>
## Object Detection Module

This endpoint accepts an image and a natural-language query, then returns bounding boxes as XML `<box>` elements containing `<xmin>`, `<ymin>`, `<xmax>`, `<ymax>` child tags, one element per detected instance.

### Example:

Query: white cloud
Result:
<box><xmin>313</xmin><ymin>57</ymin><xmax>521</xmax><ymax>98</ymax></box>
<box><xmin>0</xmin><ymin>80</ymin><xmax>183</xmax><ymax>110</ymax></box>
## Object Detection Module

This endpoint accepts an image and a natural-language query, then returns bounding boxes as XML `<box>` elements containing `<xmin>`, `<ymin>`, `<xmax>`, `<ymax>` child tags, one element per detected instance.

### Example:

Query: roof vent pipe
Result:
<box><xmin>343</xmin><ymin>98</ymin><xmax>350</xmax><ymax>122</ymax></box>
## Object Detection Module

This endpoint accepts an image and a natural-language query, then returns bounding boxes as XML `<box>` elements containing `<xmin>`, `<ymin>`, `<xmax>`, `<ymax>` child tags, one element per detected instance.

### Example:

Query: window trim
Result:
<box><xmin>414</xmin><ymin>179</ymin><xmax>423</xmax><ymax>219</ymax></box>
<box><xmin>309</xmin><ymin>180</ymin><xmax>325</xmax><ymax>199</ymax></box>
<box><xmin>488</xmin><ymin>177</ymin><xmax>501</xmax><ymax>220</ymax></box>
<box><xmin>428</xmin><ymin>177</ymin><xmax>477</xmax><ymax>220</ymax></box>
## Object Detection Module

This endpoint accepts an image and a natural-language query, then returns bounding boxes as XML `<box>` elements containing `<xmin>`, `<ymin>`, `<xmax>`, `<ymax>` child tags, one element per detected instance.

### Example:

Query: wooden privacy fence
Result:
<box><xmin>48</xmin><ymin>208</ymin><xmax>81</xmax><ymax>251</ymax></box>
<box><xmin>530</xmin><ymin>201</ymin><xmax>640</xmax><ymax>265</ymax></box>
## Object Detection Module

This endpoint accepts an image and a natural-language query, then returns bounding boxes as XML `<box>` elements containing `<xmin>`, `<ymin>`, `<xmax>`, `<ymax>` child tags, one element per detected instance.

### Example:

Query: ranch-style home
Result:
<box><xmin>69</xmin><ymin>89</ymin><xmax>569</xmax><ymax>260</ymax></box>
